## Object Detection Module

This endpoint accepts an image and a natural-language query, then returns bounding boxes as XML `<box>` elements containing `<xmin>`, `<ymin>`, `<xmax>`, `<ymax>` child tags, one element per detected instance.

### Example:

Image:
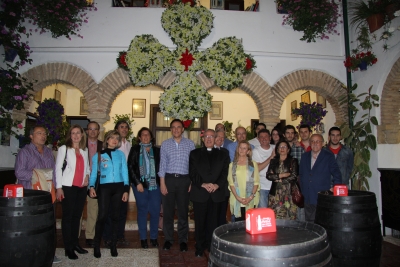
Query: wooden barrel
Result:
<box><xmin>0</xmin><ymin>189</ymin><xmax>55</xmax><ymax>267</ymax></box>
<box><xmin>315</xmin><ymin>190</ymin><xmax>382</xmax><ymax>267</ymax></box>
<box><xmin>209</xmin><ymin>220</ymin><xmax>332</xmax><ymax>267</ymax></box>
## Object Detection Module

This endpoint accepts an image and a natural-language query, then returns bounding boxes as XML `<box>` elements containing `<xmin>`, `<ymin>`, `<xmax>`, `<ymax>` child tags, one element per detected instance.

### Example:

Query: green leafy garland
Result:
<box><xmin>118</xmin><ymin>2</ymin><xmax>256</xmax><ymax>120</ymax></box>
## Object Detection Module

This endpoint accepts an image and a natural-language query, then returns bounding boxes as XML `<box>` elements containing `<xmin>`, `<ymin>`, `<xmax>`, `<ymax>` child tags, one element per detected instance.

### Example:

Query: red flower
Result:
<box><xmin>372</xmin><ymin>58</ymin><xmax>378</xmax><ymax>64</ymax></box>
<box><xmin>180</xmin><ymin>49</ymin><xmax>195</xmax><ymax>72</ymax></box>
<box><xmin>359</xmin><ymin>52</ymin><xmax>365</xmax><ymax>58</ymax></box>
<box><xmin>183</xmin><ymin>120</ymin><xmax>192</xmax><ymax>129</ymax></box>
<box><xmin>245</xmin><ymin>58</ymin><xmax>252</xmax><ymax>70</ymax></box>
<box><xmin>120</xmin><ymin>52</ymin><xmax>127</xmax><ymax>66</ymax></box>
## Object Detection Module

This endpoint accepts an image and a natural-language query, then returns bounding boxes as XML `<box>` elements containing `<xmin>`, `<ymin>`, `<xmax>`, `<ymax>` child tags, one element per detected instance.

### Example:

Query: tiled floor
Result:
<box><xmin>55</xmin><ymin>202</ymin><xmax>400</xmax><ymax>267</ymax></box>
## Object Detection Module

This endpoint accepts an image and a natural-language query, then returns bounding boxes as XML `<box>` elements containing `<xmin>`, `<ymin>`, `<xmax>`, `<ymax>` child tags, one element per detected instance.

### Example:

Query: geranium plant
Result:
<box><xmin>25</xmin><ymin>0</ymin><xmax>97</xmax><ymax>39</ymax></box>
<box><xmin>277</xmin><ymin>0</ymin><xmax>341</xmax><ymax>43</ymax></box>
<box><xmin>344</xmin><ymin>51</ymin><xmax>377</xmax><ymax>72</ymax></box>
<box><xmin>292</xmin><ymin>102</ymin><xmax>328</xmax><ymax>130</ymax></box>
<box><xmin>0</xmin><ymin>67</ymin><xmax>33</xmax><ymax>137</ymax></box>
<box><xmin>36</xmin><ymin>99</ymin><xmax>64</xmax><ymax>147</ymax></box>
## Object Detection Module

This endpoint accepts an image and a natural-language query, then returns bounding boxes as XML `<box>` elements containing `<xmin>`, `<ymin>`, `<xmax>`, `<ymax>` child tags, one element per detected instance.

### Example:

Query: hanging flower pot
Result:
<box><xmin>366</xmin><ymin>13</ymin><xmax>385</xmax><ymax>33</ymax></box>
<box><xmin>5</xmin><ymin>48</ymin><xmax>18</xmax><ymax>62</ymax></box>
<box><xmin>358</xmin><ymin>60</ymin><xmax>368</xmax><ymax>71</ymax></box>
<box><xmin>385</xmin><ymin>4</ymin><xmax>399</xmax><ymax>21</ymax></box>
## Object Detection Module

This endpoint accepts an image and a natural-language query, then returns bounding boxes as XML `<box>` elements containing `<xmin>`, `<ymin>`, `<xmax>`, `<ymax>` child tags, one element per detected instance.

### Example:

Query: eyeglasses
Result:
<box><xmin>279</xmin><ymin>146</ymin><xmax>288</xmax><ymax>149</ymax></box>
<box><xmin>204</xmin><ymin>135</ymin><xmax>215</xmax><ymax>139</ymax></box>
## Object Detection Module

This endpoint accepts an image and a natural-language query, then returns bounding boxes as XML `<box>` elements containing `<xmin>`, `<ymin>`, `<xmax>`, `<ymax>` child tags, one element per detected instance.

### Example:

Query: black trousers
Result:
<box><xmin>218</xmin><ymin>195</ymin><xmax>229</xmax><ymax>226</ymax></box>
<box><xmin>94</xmin><ymin>182</ymin><xmax>124</xmax><ymax>245</ymax></box>
<box><xmin>61</xmin><ymin>185</ymin><xmax>87</xmax><ymax>250</ymax></box>
<box><xmin>162</xmin><ymin>174</ymin><xmax>191</xmax><ymax>243</ymax></box>
<box><xmin>103</xmin><ymin>198</ymin><xmax>128</xmax><ymax>240</ymax></box>
<box><xmin>304</xmin><ymin>203</ymin><xmax>317</xmax><ymax>222</ymax></box>
<box><xmin>193</xmin><ymin>198</ymin><xmax>221</xmax><ymax>252</ymax></box>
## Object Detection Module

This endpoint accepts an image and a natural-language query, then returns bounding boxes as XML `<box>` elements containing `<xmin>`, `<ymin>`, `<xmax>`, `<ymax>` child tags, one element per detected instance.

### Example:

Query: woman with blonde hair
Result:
<box><xmin>89</xmin><ymin>130</ymin><xmax>129</xmax><ymax>258</ymax></box>
<box><xmin>228</xmin><ymin>140</ymin><xmax>260</xmax><ymax>221</ymax></box>
<box><xmin>55</xmin><ymin>125</ymin><xmax>90</xmax><ymax>260</ymax></box>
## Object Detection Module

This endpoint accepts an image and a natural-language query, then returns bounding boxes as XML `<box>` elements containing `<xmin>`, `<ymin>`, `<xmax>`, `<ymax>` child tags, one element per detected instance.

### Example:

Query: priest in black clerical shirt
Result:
<box><xmin>189</xmin><ymin>129</ymin><xmax>230</xmax><ymax>257</ymax></box>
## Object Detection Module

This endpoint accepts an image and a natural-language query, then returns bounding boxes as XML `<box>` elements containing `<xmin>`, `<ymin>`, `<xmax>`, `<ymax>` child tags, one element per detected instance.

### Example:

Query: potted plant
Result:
<box><xmin>349</xmin><ymin>0</ymin><xmax>386</xmax><ymax>33</ymax></box>
<box><xmin>292</xmin><ymin>102</ymin><xmax>328</xmax><ymax>131</ymax></box>
<box><xmin>276</xmin><ymin>0</ymin><xmax>341</xmax><ymax>42</ymax></box>
<box><xmin>344</xmin><ymin>51</ymin><xmax>378</xmax><ymax>72</ymax></box>
<box><xmin>36</xmin><ymin>99</ymin><xmax>64</xmax><ymax>148</ymax></box>
<box><xmin>382</xmin><ymin>0</ymin><xmax>400</xmax><ymax>20</ymax></box>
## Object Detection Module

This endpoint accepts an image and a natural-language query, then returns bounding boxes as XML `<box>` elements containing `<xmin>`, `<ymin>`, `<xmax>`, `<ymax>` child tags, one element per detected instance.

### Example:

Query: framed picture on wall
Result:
<box><xmin>132</xmin><ymin>99</ymin><xmax>146</xmax><ymax>118</ymax></box>
<box><xmin>291</xmin><ymin>100</ymin><xmax>297</xmax><ymax>121</ymax></box>
<box><xmin>54</xmin><ymin>89</ymin><xmax>61</xmax><ymax>102</ymax></box>
<box><xmin>80</xmin><ymin>97</ymin><xmax>88</xmax><ymax>115</ymax></box>
<box><xmin>210</xmin><ymin>101</ymin><xmax>223</xmax><ymax>120</ymax></box>
<box><xmin>316</xmin><ymin>93</ymin><xmax>326</xmax><ymax>108</ymax></box>
<box><xmin>34</xmin><ymin>90</ymin><xmax>42</xmax><ymax>102</ymax></box>
<box><xmin>301</xmin><ymin>91</ymin><xmax>311</xmax><ymax>104</ymax></box>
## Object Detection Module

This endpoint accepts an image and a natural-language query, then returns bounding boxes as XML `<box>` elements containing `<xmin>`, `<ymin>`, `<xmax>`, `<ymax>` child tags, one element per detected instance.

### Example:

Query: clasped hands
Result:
<box><xmin>201</xmin><ymin>183</ymin><xmax>219</xmax><ymax>193</ymax></box>
<box><xmin>236</xmin><ymin>194</ymin><xmax>252</xmax><ymax>206</ymax></box>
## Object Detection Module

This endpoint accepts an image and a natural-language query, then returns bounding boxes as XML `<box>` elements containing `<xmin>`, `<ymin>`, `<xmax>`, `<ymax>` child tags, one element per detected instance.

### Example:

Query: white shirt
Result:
<box><xmin>249</xmin><ymin>137</ymin><xmax>260</xmax><ymax>147</ymax></box>
<box><xmin>252</xmin><ymin>144</ymin><xmax>275</xmax><ymax>190</ymax></box>
<box><xmin>118</xmin><ymin>139</ymin><xmax>132</xmax><ymax>161</ymax></box>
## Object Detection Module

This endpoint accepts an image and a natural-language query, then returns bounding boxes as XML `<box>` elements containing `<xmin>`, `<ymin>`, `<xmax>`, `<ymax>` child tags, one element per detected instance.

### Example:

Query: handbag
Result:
<box><xmin>291</xmin><ymin>180</ymin><xmax>304</xmax><ymax>208</ymax></box>
<box><xmin>61</xmin><ymin>149</ymin><xmax>68</xmax><ymax>174</ymax></box>
<box><xmin>87</xmin><ymin>152</ymin><xmax>101</xmax><ymax>199</ymax></box>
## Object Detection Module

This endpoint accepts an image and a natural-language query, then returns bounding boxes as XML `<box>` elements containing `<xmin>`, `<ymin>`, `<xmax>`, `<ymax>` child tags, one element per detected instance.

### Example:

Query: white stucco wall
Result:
<box><xmin>2</xmin><ymin>1</ymin><xmax>400</xmax><ymax>228</ymax></box>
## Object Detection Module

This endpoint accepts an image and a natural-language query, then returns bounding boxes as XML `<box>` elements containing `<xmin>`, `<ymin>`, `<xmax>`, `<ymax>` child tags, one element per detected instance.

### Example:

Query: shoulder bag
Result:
<box><xmin>61</xmin><ymin>149</ymin><xmax>68</xmax><ymax>174</ymax></box>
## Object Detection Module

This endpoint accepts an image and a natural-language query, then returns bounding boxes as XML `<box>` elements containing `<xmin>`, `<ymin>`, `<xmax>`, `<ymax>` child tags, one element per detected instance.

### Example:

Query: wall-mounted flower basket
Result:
<box><xmin>358</xmin><ymin>60</ymin><xmax>368</xmax><ymax>71</ymax></box>
<box><xmin>5</xmin><ymin>48</ymin><xmax>18</xmax><ymax>62</ymax></box>
<box><xmin>366</xmin><ymin>13</ymin><xmax>385</xmax><ymax>33</ymax></box>
<box><xmin>385</xmin><ymin>4</ymin><xmax>400</xmax><ymax>20</ymax></box>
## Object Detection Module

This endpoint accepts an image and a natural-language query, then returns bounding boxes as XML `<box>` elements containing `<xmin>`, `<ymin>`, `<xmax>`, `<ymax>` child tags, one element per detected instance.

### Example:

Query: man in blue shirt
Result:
<box><xmin>227</xmin><ymin>126</ymin><xmax>253</xmax><ymax>162</ymax></box>
<box><xmin>159</xmin><ymin>119</ymin><xmax>195</xmax><ymax>252</ymax></box>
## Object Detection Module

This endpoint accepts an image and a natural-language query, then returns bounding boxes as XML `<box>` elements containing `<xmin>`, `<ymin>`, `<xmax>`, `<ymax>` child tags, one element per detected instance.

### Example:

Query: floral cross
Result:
<box><xmin>119</xmin><ymin>2</ymin><xmax>255</xmax><ymax>120</ymax></box>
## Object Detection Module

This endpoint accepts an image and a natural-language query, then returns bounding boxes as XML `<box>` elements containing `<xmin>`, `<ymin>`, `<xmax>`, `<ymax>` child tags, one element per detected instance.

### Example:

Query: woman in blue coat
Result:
<box><xmin>89</xmin><ymin>130</ymin><xmax>129</xmax><ymax>258</ymax></box>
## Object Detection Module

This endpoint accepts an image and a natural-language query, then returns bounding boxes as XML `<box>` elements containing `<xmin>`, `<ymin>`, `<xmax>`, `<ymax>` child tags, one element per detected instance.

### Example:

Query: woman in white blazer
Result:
<box><xmin>55</xmin><ymin>125</ymin><xmax>90</xmax><ymax>260</ymax></box>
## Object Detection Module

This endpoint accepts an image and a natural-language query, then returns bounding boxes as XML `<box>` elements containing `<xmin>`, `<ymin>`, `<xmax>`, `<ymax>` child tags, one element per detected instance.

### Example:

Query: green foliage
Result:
<box><xmin>339</xmin><ymin>84</ymin><xmax>379</xmax><ymax>191</ymax></box>
<box><xmin>222</xmin><ymin>121</ymin><xmax>234</xmax><ymax>141</ymax></box>
<box><xmin>112</xmin><ymin>114</ymin><xmax>135</xmax><ymax>141</ymax></box>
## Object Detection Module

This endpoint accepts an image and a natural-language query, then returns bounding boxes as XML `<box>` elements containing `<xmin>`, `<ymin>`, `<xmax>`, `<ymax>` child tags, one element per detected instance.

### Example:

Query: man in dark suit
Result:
<box><xmin>85</xmin><ymin>121</ymin><xmax>103</xmax><ymax>247</ymax></box>
<box><xmin>189</xmin><ymin>129</ymin><xmax>230</xmax><ymax>257</ymax></box>
<box><xmin>299</xmin><ymin>134</ymin><xmax>342</xmax><ymax>222</ymax></box>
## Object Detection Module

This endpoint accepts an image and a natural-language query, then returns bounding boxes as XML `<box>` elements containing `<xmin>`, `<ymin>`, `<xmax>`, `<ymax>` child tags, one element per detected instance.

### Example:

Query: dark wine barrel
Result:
<box><xmin>0</xmin><ymin>189</ymin><xmax>55</xmax><ymax>267</ymax></box>
<box><xmin>209</xmin><ymin>219</ymin><xmax>332</xmax><ymax>267</ymax></box>
<box><xmin>315</xmin><ymin>190</ymin><xmax>382</xmax><ymax>267</ymax></box>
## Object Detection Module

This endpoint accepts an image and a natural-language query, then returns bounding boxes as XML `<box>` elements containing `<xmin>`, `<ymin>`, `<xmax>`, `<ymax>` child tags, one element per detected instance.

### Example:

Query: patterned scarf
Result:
<box><xmin>231</xmin><ymin>158</ymin><xmax>255</xmax><ymax>217</ymax></box>
<box><xmin>138</xmin><ymin>143</ymin><xmax>157</xmax><ymax>191</ymax></box>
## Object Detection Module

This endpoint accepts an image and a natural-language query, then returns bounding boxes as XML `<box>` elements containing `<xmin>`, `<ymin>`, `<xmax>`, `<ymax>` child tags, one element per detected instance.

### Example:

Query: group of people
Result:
<box><xmin>14</xmin><ymin>118</ymin><xmax>354</xmax><ymax>262</ymax></box>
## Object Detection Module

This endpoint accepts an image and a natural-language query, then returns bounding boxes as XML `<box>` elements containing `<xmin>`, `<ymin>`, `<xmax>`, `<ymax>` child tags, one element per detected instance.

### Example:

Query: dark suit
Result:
<box><xmin>189</xmin><ymin>147</ymin><xmax>229</xmax><ymax>252</ymax></box>
<box><xmin>299</xmin><ymin>149</ymin><xmax>342</xmax><ymax>221</ymax></box>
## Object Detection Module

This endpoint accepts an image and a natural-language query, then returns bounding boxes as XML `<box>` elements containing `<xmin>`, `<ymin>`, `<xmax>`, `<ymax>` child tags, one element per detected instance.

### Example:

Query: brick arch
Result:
<box><xmin>271</xmin><ymin>70</ymin><xmax>348</xmax><ymax>128</ymax></box>
<box><xmin>98</xmin><ymin>68</ymin><xmax>173</xmax><ymax>116</ymax></box>
<box><xmin>377</xmin><ymin>58</ymin><xmax>400</xmax><ymax>144</ymax></box>
<box><xmin>199</xmin><ymin>70</ymin><xmax>347</xmax><ymax>130</ymax></box>
<box><xmin>21</xmin><ymin>62</ymin><xmax>105</xmax><ymax>124</ymax></box>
